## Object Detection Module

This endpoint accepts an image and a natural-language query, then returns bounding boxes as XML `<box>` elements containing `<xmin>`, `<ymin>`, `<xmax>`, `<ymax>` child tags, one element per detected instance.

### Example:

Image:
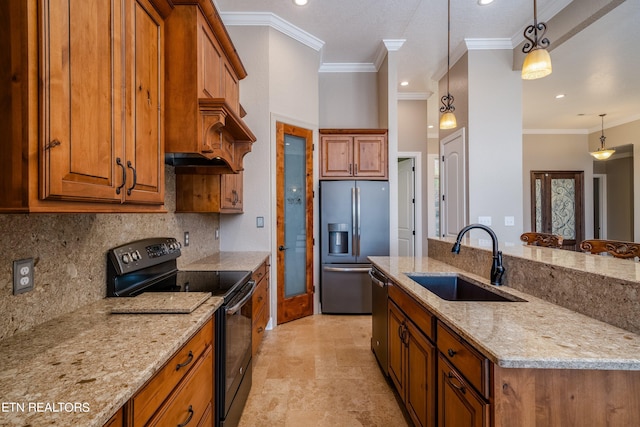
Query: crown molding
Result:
<box><xmin>318</xmin><ymin>63</ymin><xmax>378</xmax><ymax>73</ymax></box>
<box><xmin>523</xmin><ymin>129</ymin><xmax>588</xmax><ymax>135</ymax></box>
<box><xmin>465</xmin><ymin>38</ymin><xmax>513</xmax><ymax>50</ymax></box>
<box><xmin>383</xmin><ymin>39</ymin><xmax>406</xmax><ymax>51</ymax></box>
<box><xmin>220</xmin><ymin>12</ymin><xmax>324</xmax><ymax>51</ymax></box>
<box><xmin>398</xmin><ymin>92</ymin><xmax>432</xmax><ymax>101</ymax></box>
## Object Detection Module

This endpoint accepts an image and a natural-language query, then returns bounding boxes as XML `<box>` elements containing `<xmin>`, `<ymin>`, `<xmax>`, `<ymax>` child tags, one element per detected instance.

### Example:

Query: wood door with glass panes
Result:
<box><xmin>531</xmin><ymin>171</ymin><xmax>584</xmax><ymax>251</ymax></box>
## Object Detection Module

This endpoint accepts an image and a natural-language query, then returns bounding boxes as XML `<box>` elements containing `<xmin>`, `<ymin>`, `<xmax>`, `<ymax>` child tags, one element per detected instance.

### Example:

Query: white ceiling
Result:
<box><xmin>215</xmin><ymin>0</ymin><xmax>640</xmax><ymax>132</ymax></box>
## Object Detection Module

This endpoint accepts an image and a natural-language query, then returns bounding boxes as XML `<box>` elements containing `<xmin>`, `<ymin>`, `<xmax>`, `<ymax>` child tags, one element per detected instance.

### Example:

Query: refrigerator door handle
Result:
<box><xmin>323</xmin><ymin>266</ymin><xmax>371</xmax><ymax>273</ymax></box>
<box><xmin>356</xmin><ymin>186</ymin><xmax>361</xmax><ymax>256</ymax></box>
<box><xmin>351</xmin><ymin>187</ymin><xmax>357</xmax><ymax>256</ymax></box>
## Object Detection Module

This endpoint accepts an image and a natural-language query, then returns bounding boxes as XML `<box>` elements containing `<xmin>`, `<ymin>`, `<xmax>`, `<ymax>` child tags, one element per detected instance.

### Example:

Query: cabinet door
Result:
<box><xmin>388</xmin><ymin>301</ymin><xmax>406</xmax><ymax>399</ymax></box>
<box><xmin>198</xmin><ymin>10</ymin><xmax>222</xmax><ymax>99</ymax></box>
<box><xmin>406</xmin><ymin>320</ymin><xmax>436</xmax><ymax>427</ymax></box>
<box><xmin>220</xmin><ymin>172</ymin><xmax>243</xmax><ymax>213</ymax></box>
<box><xmin>42</xmin><ymin>0</ymin><xmax>124</xmax><ymax>202</ymax></box>
<box><xmin>320</xmin><ymin>135</ymin><xmax>353</xmax><ymax>178</ymax></box>
<box><xmin>353</xmin><ymin>135</ymin><xmax>387</xmax><ymax>178</ymax></box>
<box><xmin>438</xmin><ymin>355</ymin><xmax>488</xmax><ymax>427</ymax></box>
<box><xmin>124</xmin><ymin>0</ymin><xmax>164</xmax><ymax>204</ymax></box>
<box><xmin>222</xmin><ymin>59</ymin><xmax>240</xmax><ymax>114</ymax></box>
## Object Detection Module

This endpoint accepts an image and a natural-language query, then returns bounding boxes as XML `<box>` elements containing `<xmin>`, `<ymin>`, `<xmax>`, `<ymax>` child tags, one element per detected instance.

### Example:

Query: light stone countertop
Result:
<box><xmin>440</xmin><ymin>236</ymin><xmax>640</xmax><ymax>283</ymax></box>
<box><xmin>369</xmin><ymin>256</ymin><xmax>640</xmax><ymax>371</ymax></box>
<box><xmin>182</xmin><ymin>251</ymin><xmax>270</xmax><ymax>272</ymax></box>
<box><xmin>0</xmin><ymin>295</ymin><xmax>223</xmax><ymax>427</ymax></box>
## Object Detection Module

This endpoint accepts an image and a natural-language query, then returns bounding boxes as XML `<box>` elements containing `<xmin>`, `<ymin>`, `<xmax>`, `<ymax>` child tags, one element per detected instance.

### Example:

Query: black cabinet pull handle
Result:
<box><xmin>447</xmin><ymin>371</ymin><xmax>466</xmax><ymax>394</ymax></box>
<box><xmin>126</xmin><ymin>160</ymin><xmax>137</xmax><ymax>195</ymax></box>
<box><xmin>447</xmin><ymin>348</ymin><xmax>457</xmax><ymax>357</ymax></box>
<box><xmin>177</xmin><ymin>405</ymin><xmax>194</xmax><ymax>427</ymax></box>
<box><xmin>175</xmin><ymin>351</ymin><xmax>193</xmax><ymax>371</ymax></box>
<box><xmin>115</xmin><ymin>158</ymin><xmax>126</xmax><ymax>195</ymax></box>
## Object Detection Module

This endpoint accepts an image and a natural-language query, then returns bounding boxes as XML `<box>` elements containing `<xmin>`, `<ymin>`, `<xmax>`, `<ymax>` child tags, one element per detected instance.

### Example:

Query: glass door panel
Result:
<box><xmin>284</xmin><ymin>133</ymin><xmax>306</xmax><ymax>298</ymax></box>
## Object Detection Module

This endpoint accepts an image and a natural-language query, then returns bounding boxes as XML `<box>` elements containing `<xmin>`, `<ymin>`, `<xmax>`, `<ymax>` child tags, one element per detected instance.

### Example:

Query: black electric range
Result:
<box><xmin>106</xmin><ymin>237</ymin><xmax>255</xmax><ymax>427</ymax></box>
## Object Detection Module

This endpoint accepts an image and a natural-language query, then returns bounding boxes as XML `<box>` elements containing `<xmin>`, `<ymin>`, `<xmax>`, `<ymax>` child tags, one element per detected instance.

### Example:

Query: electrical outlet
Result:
<box><xmin>13</xmin><ymin>258</ymin><xmax>34</xmax><ymax>295</ymax></box>
<box><xmin>256</xmin><ymin>216</ymin><xmax>264</xmax><ymax>228</ymax></box>
<box><xmin>504</xmin><ymin>216</ymin><xmax>515</xmax><ymax>226</ymax></box>
<box><xmin>184</xmin><ymin>231</ymin><xmax>190</xmax><ymax>247</ymax></box>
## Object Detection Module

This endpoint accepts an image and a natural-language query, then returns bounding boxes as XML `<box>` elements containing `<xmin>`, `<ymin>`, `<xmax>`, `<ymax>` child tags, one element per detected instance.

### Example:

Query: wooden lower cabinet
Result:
<box><xmin>251</xmin><ymin>259</ymin><xmax>270</xmax><ymax>356</ymax></box>
<box><xmin>103</xmin><ymin>407</ymin><xmax>123</xmax><ymax>427</ymax></box>
<box><xmin>126</xmin><ymin>317</ymin><xmax>214</xmax><ymax>427</ymax></box>
<box><xmin>437</xmin><ymin>354</ymin><xmax>488</xmax><ymax>427</ymax></box>
<box><xmin>388</xmin><ymin>300</ymin><xmax>436</xmax><ymax>427</ymax></box>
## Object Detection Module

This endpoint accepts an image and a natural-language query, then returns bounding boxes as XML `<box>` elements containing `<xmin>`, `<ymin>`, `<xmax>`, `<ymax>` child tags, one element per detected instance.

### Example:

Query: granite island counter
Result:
<box><xmin>0</xmin><ymin>295</ymin><xmax>223</xmax><ymax>427</ymax></box>
<box><xmin>369</xmin><ymin>256</ymin><xmax>640</xmax><ymax>370</ymax></box>
<box><xmin>370</xmin><ymin>253</ymin><xmax>640</xmax><ymax>426</ymax></box>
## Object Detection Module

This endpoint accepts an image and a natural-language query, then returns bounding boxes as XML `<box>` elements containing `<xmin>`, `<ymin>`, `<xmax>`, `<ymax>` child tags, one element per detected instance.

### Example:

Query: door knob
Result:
<box><xmin>278</xmin><ymin>245</ymin><xmax>288</xmax><ymax>251</ymax></box>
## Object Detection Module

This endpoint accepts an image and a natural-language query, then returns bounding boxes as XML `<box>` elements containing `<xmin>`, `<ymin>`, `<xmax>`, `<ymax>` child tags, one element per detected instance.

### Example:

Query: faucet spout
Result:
<box><xmin>451</xmin><ymin>224</ymin><xmax>505</xmax><ymax>286</ymax></box>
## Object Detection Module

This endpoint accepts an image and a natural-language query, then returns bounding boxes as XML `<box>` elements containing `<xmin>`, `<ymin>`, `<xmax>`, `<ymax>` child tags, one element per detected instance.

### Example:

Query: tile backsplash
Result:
<box><xmin>0</xmin><ymin>166</ymin><xmax>220</xmax><ymax>340</ymax></box>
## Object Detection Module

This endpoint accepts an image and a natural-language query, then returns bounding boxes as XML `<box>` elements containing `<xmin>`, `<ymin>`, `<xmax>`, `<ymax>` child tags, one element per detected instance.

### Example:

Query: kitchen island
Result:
<box><xmin>370</xmin><ymin>254</ymin><xmax>640</xmax><ymax>426</ymax></box>
<box><xmin>0</xmin><ymin>295</ymin><xmax>222</xmax><ymax>427</ymax></box>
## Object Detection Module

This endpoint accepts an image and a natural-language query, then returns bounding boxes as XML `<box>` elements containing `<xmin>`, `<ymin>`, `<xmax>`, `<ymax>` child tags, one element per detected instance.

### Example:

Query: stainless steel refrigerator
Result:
<box><xmin>320</xmin><ymin>180</ymin><xmax>390</xmax><ymax>313</ymax></box>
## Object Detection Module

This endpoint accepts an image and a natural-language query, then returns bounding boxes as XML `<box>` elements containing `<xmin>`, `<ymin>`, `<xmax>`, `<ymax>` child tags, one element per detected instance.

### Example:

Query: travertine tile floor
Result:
<box><xmin>238</xmin><ymin>314</ymin><xmax>410</xmax><ymax>427</ymax></box>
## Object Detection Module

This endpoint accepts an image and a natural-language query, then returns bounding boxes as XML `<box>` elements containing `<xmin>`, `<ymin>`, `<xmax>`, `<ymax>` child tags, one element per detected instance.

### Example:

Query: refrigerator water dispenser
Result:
<box><xmin>328</xmin><ymin>223</ymin><xmax>349</xmax><ymax>255</ymax></box>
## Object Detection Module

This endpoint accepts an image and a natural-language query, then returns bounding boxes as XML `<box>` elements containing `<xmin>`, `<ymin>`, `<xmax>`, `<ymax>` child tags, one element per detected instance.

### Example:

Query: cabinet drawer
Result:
<box><xmin>252</xmin><ymin>261</ymin><xmax>268</xmax><ymax>285</ymax></box>
<box><xmin>252</xmin><ymin>303</ymin><xmax>269</xmax><ymax>356</ymax></box>
<box><xmin>389</xmin><ymin>282</ymin><xmax>435</xmax><ymax>341</ymax></box>
<box><xmin>252</xmin><ymin>275</ymin><xmax>268</xmax><ymax>319</ymax></box>
<box><xmin>132</xmin><ymin>319</ymin><xmax>213</xmax><ymax>426</ymax></box>
<box><xmin>148</xmin><ymin>346</ymin><xmax>214</xmax><ymax>427</ymax></box>
<box><xmin>437</xmin><ymin>322</ymin><xmax>489</xmax><ymax>398</ymax></box>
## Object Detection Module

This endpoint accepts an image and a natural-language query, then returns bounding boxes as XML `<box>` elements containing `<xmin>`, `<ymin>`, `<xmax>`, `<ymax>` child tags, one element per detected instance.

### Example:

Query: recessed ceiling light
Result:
<box><xmin>555</xmin><ymin>94</ymin><xmax>565</xmax><ymax>99</ymax></box>
<box><xmin>294</xmin><ymin>0</ymin><xmax>308</xmax><ymax>5</ymax></box>
<box><xmin>400</xmin><ymin>81</ymin><xmax>409</xmax><ymax>87</ymax></box>
<box><xmin>478</xmin><ymin>0</ymin><xmax>494</xmax><ymax>5</ymax></box>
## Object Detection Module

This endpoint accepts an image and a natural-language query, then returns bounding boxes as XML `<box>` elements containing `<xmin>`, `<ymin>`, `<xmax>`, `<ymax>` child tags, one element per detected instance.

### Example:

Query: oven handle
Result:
<box><xmin>226</xmin><ymin>280</ymin><xmax>256</xmax><ymax>315</ymax></box>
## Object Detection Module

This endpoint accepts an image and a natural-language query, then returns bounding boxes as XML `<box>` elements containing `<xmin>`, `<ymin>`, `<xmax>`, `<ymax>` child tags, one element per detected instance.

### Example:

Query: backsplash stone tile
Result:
<box><xmin>0</xmin><ymin>166</ymin><xmax>220</xmax><ymax>340</ymax></box>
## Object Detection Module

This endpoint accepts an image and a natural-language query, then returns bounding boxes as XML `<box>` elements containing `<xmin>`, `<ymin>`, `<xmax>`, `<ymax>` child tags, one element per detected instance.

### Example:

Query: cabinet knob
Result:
<box><xmin>447</xmin><ymin>348</ymin><xmax>457</xmax><ymax>357</ymax></box>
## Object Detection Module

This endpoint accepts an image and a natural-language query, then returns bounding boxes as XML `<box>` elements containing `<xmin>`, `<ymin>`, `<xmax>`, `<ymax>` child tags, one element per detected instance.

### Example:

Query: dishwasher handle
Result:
<box><xmin>369</xmin><ymin>268</ymin><xmax>387</xmax><ymax>288</ymax></box>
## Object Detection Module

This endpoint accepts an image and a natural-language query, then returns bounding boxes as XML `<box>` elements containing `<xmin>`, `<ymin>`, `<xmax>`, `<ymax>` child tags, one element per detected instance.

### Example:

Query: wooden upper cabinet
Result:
<box><xmin>124</xmin><ymin>0</ymin><xmax>164</xmax><ymax>204</ymax></box>
<box><xmin>319</xmin><ymin>129</ymin><xmax>388</xmax><ymax>180</ymax></box>
<box><xmin>220</xmin><ymin>171</ymin><xmax>243</xmax><ymax>213</ymax></box>
<box><xmin>164</xmin><ymin>1</ymin><xmax>255</xmax><ymax>173</ymax></box>
<box><xmin>42</xmin><ymin>0</ymin><xmax>125</xmax><ymax>203</ymax></box>
<box><xmin>0</xmin><ymin>0</ymin><xmax>167</xmax><ymax>212</ymax></box>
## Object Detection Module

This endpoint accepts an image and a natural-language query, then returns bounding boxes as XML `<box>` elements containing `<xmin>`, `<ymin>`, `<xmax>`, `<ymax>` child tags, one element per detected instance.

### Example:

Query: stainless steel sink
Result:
<box><xmin>405</xmin><ymin>273</ymin><xmax>526</xmax><ymax>302</ymax></box>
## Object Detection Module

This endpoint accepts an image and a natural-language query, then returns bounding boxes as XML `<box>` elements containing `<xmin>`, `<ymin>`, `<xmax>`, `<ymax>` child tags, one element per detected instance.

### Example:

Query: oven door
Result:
<box><xmin>219</xmin><ymin>280</ymin><xmax>256</xmax><ymax>425</ymax></box>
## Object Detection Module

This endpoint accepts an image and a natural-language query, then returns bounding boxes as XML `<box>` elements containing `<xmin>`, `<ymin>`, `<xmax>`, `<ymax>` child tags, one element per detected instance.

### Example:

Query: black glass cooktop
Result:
<box><xmin>144</xmin><ymin>270</ymin><xmax>251</xmax><ymax>299</ymax></box>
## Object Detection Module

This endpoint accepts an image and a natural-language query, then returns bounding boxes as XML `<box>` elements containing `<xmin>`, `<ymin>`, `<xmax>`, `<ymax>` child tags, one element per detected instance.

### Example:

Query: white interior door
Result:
<box><xmin>398</xmin><ymin>158</ymin><xmax>415</xmax><ymax>256</ymax></box>
<box><xmin>440</xmin><ymin>128</ymin><xmax>467</xmax><ymax>237</ymax></box>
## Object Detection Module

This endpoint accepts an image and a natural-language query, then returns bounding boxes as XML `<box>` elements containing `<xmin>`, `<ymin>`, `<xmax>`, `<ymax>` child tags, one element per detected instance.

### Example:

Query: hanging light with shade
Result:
<box><xmin>440</xmin><ymin>0</ymin><xmax>457</xmax><ymax>129</ymax></box>
<box><xmin>590</xmin><ymin>114</ymin><xmax>616</xmax><ymax>160</ymax></box>
<box><xmin>522</xmin><ymin>0</ymin><xmax>552</xmax><ymax>80</ymax></box>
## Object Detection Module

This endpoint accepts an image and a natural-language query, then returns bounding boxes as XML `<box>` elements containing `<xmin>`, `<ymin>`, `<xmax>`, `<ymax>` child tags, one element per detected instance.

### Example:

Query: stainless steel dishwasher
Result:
<box><xmin>370</xmin><ymin>267</ymin><xmax>388</xmax><ymax>375</ymax></box>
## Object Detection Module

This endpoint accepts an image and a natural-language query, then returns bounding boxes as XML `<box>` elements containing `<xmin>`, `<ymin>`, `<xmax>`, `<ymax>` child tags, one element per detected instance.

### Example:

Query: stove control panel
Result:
<box><xmin>108</xmin><ymin>237</ymin><xmax>182</xmax><ymax>275</ymax></box>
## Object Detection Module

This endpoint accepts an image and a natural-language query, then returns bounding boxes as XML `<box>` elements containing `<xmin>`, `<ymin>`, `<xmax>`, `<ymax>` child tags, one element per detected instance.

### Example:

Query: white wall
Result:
<box><xmin>467</xmin><ymin>48</ymin><xmax>523</xmax><ymax>245</ymax></box>
<box><xmin>522</xmin><ymin>133</ymin><xmax>594</xmax><ymax>238</ymax></box>
<box><xmin>319</xmin><ymin>73</ymin><xmax>378</xmax><ymax>128</ymax></box>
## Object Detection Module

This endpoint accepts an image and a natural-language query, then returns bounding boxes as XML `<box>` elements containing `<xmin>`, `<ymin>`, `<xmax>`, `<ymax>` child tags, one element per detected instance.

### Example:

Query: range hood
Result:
<box><xmin>163</xmin><ymin>1</ymin><xmax>256</xmax><ymax>175</ymax></box>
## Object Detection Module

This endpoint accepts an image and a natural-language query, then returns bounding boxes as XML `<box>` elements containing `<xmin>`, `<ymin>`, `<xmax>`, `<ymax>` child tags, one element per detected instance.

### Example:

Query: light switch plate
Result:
<box><xmin>478</xmin><ymin>216</ymin><xmax>492</xmax><ymax>226</ymax></box>
<box><xmin>13</xmin><ymin>258</ymin><xmax>34</xmax><ymax>295</ymax></box>
<box><xmin>504</xmin><ymin>216</ymin><xmax>515</xmax><ymax>226</ymax></box>
<box><xmin>256</xmin><ymin>216</ymin><xmax>264</xmax><ymax>228</ymax></box>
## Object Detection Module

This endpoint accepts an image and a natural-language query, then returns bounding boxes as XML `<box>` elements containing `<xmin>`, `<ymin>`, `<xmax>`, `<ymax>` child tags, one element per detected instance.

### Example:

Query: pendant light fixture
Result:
<box><xmin>521</xmin><ymin>0</ymin><xmax>552</xmax><ymax>80</ymax></box>
<box><xmin>590</xmin><ymin>114</ymin><xmax>616</xmax><ymax>160</ymax></box>
<box><xmin>440</xmin><ymin>0</ymin><xmax>457</xmax><ymax>129</ymax></box>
